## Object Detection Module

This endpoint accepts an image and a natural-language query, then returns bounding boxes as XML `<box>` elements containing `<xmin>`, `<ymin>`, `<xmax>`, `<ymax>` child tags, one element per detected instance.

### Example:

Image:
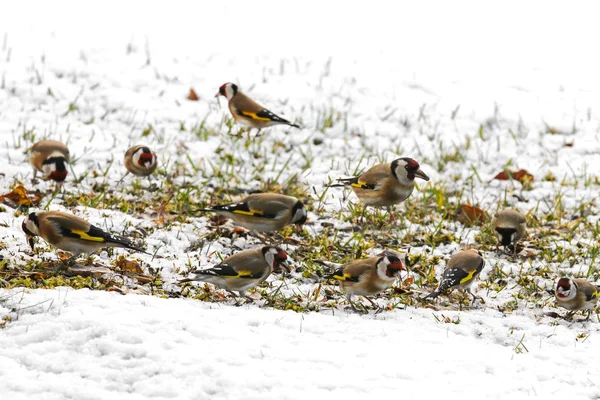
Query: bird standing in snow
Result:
<box><xmin>124</xmin><ymin>145</ymin><xmax>158</xmax><ymax>177</ymax></box>
<box><xmin>424</xmin><ymin>249</ymin><xmax>485</xmax><ymax>304</ymax></box>
<box><xmin>22</xmin><ymin>210</ymin><xmax>147</xmax><ymax>263</ymax></box>
<box><xmin>216</xmin><ymin>82</ymin><xmax>300</xmax><ymax>136</ymax></box>
<box><xmin>554</xmin><ymin>277</ymin><xmax>599</xmax><ymax>321</ymax></box>
<box><xmin>196</xmin><ymin>193</ymin><xmax>307</xmax><ymax>233</ymax></box>
<box><xmin>330</xmin><ymin>157</ymin><xmax>429</xmax><ymax>221</ymax></box>
<box><xmin>323</xmin><ymin>254</ymin><xmax>405</xmax><ymax>314</ymax></box>
<box><xmin>491</xmin><ymin>209</ymin><xmax>526</xmax><ymax>255</ymax></box>
<box><xmin>179</xmin><ymin>246</ymin><xmax>290</xmax><ymax>301</ymax></box>
<box><xmin>25</xmin><ymin>139</ymin><xmax>70</xmax><ymax>186</ymax></box>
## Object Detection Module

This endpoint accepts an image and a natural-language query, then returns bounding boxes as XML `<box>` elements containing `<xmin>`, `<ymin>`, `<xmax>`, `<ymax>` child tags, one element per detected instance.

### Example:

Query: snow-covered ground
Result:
<box><xmin>2</xmin><ymin>1</ymin><xmax>600</xmax><ymax>399</ymax></box>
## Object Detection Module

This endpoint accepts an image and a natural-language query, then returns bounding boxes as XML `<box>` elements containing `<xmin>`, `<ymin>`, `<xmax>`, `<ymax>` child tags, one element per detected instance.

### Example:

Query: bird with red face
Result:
<box><xmin>324</xmin><ymin>255</ymin><xmax>405</xmax><ymax>313</ymax></box>
<box><xmin>26</xmin><ymin>140</ymin><xmax>70</xmax><ymax>185</ymax></box>
<box><xmin>331</xmin><ymin>157</ymin><xmax>430</xmax><ymax>221</ymax></box>
<box><xmin>555</xmin><ymin>277</ymin><xmax>599</xmax><ymax>320</ymax></box>
<box><xmin>124</xmin><ymin>145</ymin><xmax>158</xmax><ymax>177</ymax></box>
<box><xmin>179</xmin><ymin>246</ymin><xmax>290</xmax><ymax>300</ymax></box>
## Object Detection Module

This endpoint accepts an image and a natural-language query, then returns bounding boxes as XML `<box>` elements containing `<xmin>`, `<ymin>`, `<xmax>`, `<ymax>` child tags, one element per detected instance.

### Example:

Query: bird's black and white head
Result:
<box><xmin>494</xmin><ymin>227</ymin><xmax>517</xmax><ymax>246</ymax></box>
<box><xmin>555</xmin><ymin>277</ymin><xmax>577</xmax><ymax>301</ymax></box>
<box><xmin>42</xmin><ymin>153</ymin><xmax>68</xmax><ymax>183</ymax></box>
<box><xmin>291</xmin><ymin>200</ymin><xmax>307</xmax><ymax>226</ymax></box>
<box><xmin>391</xmin><ymin>157</ymin><xmax>430</xmax><ymax>185</ymax></box>
<box><xmin>262</xmin><ymin>246</ymin><xmax>290</xmax><ymax>273</ymax></box>
<box><xmin>217</xmin><ymin>82</ymin><xmax>238</xmax><ymax>100</ymax></box>
<box><xmin>22</xmin><ymin>212</ymin><xmax>41</xmax><ymax>250</ymax></box>
<box><xmin>133</xmin><ymin>146</ymin><xmax>157</xmax><ymax>170</ymax></box>
<box><xmin>376</xmin><ymin>255</ymin><xmax>405</xmax><ymax>279</ymax></box>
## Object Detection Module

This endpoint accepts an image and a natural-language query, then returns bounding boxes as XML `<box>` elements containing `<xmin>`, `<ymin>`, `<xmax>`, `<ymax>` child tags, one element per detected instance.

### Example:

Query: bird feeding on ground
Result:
<box><xmin>26</xmin><ymin>139</ymin><xmax>70</xmax><ymax>186</ymax></box>
<box><xmin>554</xmin><ymin>277</ymin><xmax>599</xmax><ymax>321</ymax></box>
<box><xmin>196</xmin><ymin>193</ymin><xmax>307</xmax><ymax>233</ymax></box>
<box><xmin>323</xmin><ymin>254</ymin><xmax>405</xmax><ymax>314</ymax></box>
<box><xmin>330</xmin><ymin>157</ymin><xmax>429</xmax><ymax>221</ymax></box>
<box><xmin>22</xmin><ymin>210</ymin><xmax>147</xmax><ymax>263</ymax></box>
<box><xmin>492</xmin><ymin>208</ymin><xmax>526</xmax><ymax>255</ymax></box>
<box><xmin>179</xmin><ymin>246</ymin><xmax>290</xmax><ymax>301</ymax></box>
<box><xmin>424</xmin><ymin>249</ymin><xmax>485</xmax><ymax>304</ymax></box>
<box><xmin>124</xmin><ymin>145</ymin><xmax>158</xmax><ymax>177</ymax></box>
<box><xmin>216</xmin><ymin>82</ymin><xmax>300</xmax><ymax>136</ymax></box>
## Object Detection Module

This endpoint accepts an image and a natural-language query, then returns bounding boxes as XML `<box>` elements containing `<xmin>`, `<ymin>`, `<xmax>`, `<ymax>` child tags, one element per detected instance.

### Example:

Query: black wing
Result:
<box><xmin>194</xmin><ymin>263</ymin><xmax>265</xmax><ymax>280</ymax></box>
<box><xmin>209</xmin><ymin>202</ymin><xmax>278</xmax><ymax>219</ymax></box>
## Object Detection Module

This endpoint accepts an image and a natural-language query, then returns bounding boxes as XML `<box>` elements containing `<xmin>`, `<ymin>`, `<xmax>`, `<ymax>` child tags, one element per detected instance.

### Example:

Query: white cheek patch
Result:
<box><xmin>42</xmin><ymin>163</ymin><xmax>56</xmax><ymax>177</ymax></box>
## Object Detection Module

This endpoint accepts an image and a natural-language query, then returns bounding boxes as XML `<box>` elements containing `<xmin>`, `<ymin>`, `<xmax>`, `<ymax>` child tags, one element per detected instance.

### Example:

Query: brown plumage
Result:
<box><xmin>331</xmin><ymin>158</ymin><xmax>429</xmax><ymax>221</ymax></box>
<box><xmin>124</xmin><ymin>145</ymin><xmax>158</xmax><ymax>177</ymax></box>
<box><xmin>21</xmin><ymin>210</ymin><xmax>146</xmax><ymax>258</ymax></box>
<box><xmin>26</xmin><ymin>139</ymin><xmax>70</xmax><ymax>183</ymax></box>
<box><xmin>196</xmin><ymin>193</ymin><xmax>307</xmax><ymax>232</ymax></box>
<box><xmin>325</xmin><ymin>255</ymin><xmax>404</xmax><ymax>313</ymax></box>
<box><xmin>179</xmin><ymin>246</ymin><xmax>290</xmax><ymax>298</ymax></box>
<box><xmin>555</xmin><ymin>277</ymin><xmax>599</xmax><ymax>320</ymax></box>
<box><xmin>424</xmin><ymin>249</ymin><xmax>485</xmax><ymax>303</ymax></box>
<box><xmin>492</xmin><ymin>209</ymin><xmax>526</xmax><ymax>255</ymax></box>
<box><xmin>216</xmin><ymin>82</ymin><xmax>300</xmax><ymax>134</ymax></box>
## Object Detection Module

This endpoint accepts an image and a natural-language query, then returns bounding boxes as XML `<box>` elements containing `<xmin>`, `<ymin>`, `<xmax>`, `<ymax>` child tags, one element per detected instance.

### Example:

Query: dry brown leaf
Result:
<box><xmin>512</xmin><ymin>169</ymin><xmax>534</xmax><ymax>183</ymax></box>
<box><xmin>492</xmin><ymin>169</ymin><xmax>534</xmax><ymax>183</ymax></box>
<box><xmin>0</xmin><ymin>185</ymin><xmax>42</xmax><ymax>207</ymax></box>
<box><xmin>492</xmin><ymin>171</ymin><xmax>510</xmax><ymax>181</ymax></box>
<box><xmin>187</xmin><ymin>88</ymin><xmax>199</xmax><ymax>101</ymax></box>
<box><xmin>456</xmin><ymin>204</ymin><xmax>488</xmax><ymax>226</ymax></box>
<box><xmin>402</xmin><ymin>277</ymin><xmax>414</xmax><ymax>287</ymax></box>
<box><xmin>116</xmin><ymin>258</ymin><xmax>144</xmax><ymax>274</ymax></box>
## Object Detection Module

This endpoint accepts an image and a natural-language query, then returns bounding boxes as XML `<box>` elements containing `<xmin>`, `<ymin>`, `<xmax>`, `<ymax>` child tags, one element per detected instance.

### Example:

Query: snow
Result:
<box><xmin>1</xmin><ymin>288</ymin><xmax>598</xmax><ymax>399</ymax></box>
<box><xmin>2</xmin><ymin>1</ymin><xmax>600</xmax><ymax>399</ymax></box>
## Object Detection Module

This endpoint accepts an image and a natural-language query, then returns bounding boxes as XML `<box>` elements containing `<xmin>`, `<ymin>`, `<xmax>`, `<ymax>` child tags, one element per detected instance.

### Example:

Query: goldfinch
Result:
<box><xmin>555</xmin><ymin>277</ymin><xmax>599</xmax><ymax>320</ymax></box>
<box><xmin>424</xmin><ymin>249</ymin><xmax>485</xmax><ymax>303</ymax></box>
<box><xmin>124</xmin><ymin>145</ymin><xmax>158</xmax><ymax>177</ymax></box>
<box><xmin>25</xmin><ymin>139</ymin><xmax>70</xmax><ymax>184</ymax></box>
<box><xmin>22</xmin><ymin>210</ymin><xmax>146</xmax><ymax>260</ymax></box>
<box><xmin>197</xmin><ymin>193</ymin><xmax>307</xmax><ymax>232</ymax></box>
<box><xmin>331</xmin><ymin>157</ymin><xmax>429</xmax><ymax>220</ymax></box>
<box><xmin>216</xmin><ymin>82</ymin><xmax>300</xmax><ymax>135</ymax></box>
<box><xmin>325</xmin><ymin>255</ymin><xmax>405</xmax><ymax>313</ymax></box>
<box><xmin>491</xmin><ymin>209</ymin><xmax>526</xmax><ymax>255</ymax></box>
<box><xmin>179</xmin><ymin>246</ymin><xmax>290</xmax><ymax>299</ymax></box>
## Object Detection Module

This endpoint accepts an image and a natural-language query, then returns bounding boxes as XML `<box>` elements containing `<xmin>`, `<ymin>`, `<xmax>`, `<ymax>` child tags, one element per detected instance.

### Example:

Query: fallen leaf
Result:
<box><xmin>116</xmin><ymin>258</ymin><xmax>144</xmax><ymax>274</ymax></box>
<box><xmin>456</xmin><ymin>204</ymin><xmax>488</xmax><ymax>226</ymax></box>
<box><xmin>187</xmin><ymin>88</ymin><xmax>199</xmax><ymax>101</ymax></box>
<box><xmin>402</xmin><ymin>277</ymin><xmax>414</xmax><ymax>287</ymax></box>
<box><xmin>492</xmin><ymin>171</ymin><xmax>510</xmax><ymax>180</ymax></box>
<box><xmin>0</xmin><ymin>185</ymin><xmax>42</xmax><ymax>208</ymax></box>
<box><xmin>492</xmin><ymin>169</ymin><xmax>534</xmax><ymax>183</ymax></box>
<box><xmin>512</xmin><ymin>169</ymin><xmax>534</xmax><ymax>183</ymax></box>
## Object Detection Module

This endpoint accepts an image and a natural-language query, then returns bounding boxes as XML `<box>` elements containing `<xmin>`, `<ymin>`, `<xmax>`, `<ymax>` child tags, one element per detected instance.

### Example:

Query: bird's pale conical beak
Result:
<box><xmin>414</xmin><ymin>169</ymin><xmax>430</xmax><ymax>181</ymax></box>
<box><xmin>214</xmin><ymin>91</ymin><xmax>221</xmax><ymax>98</ymax></box>
<box><xmin>278</xmin><ymin>261</ymin><xmax>291</xmax><ymax>273</ymax></box>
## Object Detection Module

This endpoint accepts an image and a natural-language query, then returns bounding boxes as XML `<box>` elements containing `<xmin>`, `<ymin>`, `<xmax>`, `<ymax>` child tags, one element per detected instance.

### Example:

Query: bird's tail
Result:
<box><xmin>328</xmin><ymin>177</ymin><xmax>356</xmax><ymax>188</ymax></box>
<box><xmin>288</xmin><ymin>122</ymin><xmax>301</xmax><ymax>128</ymax></box>
<box><xmin>423</xmin><ymin>291</ymin><xmax>441</xmax><ymax>300</ymax></box>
